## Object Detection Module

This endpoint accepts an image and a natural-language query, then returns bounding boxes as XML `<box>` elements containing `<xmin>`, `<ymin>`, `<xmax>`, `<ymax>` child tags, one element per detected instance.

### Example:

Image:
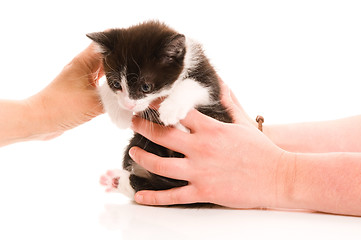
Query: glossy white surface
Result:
<box><xmin>1</xmin><ymin>1</ymin><xmax>361</xmax><ymax>239</ymax></box>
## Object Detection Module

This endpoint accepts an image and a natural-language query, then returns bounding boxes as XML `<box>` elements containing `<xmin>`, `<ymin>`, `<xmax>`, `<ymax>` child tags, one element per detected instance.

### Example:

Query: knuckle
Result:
<box><xmin>150</xmin><ymin>194</ymin><xmax>161</xmax><ymax>205</ymax></box>
<box><xmin>212</xmin><ymin>124</ymin><xmax>225</xmax><ymax>137</ymax></box>
<box><xmin>195</xmin><ymin>187</ymin><xmax>209</xmax><ymax>203</ymax></box>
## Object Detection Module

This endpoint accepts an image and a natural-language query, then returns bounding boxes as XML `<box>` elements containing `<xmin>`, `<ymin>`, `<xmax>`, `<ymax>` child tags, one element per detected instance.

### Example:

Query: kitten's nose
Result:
<box><xmin>124</xmin><ymin>101</ymin><xmax>136</xmax><ymax>110</ymax></box>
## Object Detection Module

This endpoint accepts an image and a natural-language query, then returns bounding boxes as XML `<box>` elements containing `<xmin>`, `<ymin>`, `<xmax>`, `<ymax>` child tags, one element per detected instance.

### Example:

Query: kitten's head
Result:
<box><xmin>87</xmin><ymin>21</ymin><xmax>186</xmax><ymax>113</ymax></box>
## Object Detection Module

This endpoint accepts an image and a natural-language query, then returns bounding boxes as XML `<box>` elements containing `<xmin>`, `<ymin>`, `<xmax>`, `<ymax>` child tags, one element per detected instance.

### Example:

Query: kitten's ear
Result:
<box><xmin>163</xmin><ymin>34</ymin><xmax>186</xmax><ymax>61</ymax></box>
<box><xmin>86</xmin><ymin>31</ymin><xmax>114</xmax><ymax>55</ymax></box>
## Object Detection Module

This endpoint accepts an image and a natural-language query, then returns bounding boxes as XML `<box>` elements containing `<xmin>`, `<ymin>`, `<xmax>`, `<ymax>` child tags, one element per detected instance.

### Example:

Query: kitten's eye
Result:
<box><xmin>141</xmin><ymin>83</ymin><xmax>152</xmax><ymax>93</ymax></box>
<box><xmin>112</xmin><ymin>80</ymin><xmax>122</xmax><ymax>90</ymax></box>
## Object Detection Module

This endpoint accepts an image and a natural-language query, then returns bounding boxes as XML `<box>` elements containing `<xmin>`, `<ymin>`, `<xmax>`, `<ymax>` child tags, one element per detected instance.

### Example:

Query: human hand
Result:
<box><xmin>218</xmin><ymin>79</ymin><xmax>257</xmax><ymax>127</ymax></box>
<box><xmin>129</xmin><ymin>85</ymin><xmax>291</xmax><ymax>209</ymax></box>
<box><xmin>27</xmin><ymin>44</ymin><xmax>104</xmax><ymax>139</ymax></box>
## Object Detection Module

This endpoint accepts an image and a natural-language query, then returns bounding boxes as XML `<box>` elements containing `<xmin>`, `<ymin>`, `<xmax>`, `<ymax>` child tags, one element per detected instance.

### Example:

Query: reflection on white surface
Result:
<box><xmin>99</xmin><ymin>200</ymin><xmax>361</xmax><ymax>240</ymax></box>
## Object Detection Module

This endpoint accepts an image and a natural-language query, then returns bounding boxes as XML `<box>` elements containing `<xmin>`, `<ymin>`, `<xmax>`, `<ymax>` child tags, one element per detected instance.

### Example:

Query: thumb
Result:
<box><xmin>70</xmin><ymin>44</ymin><xmax>104</xmax><ymax>87</ymax></box>
<box><xmin>219</xmin><ymin>80</ymin><xmax>257</xmax><ymax>127</ymax></box>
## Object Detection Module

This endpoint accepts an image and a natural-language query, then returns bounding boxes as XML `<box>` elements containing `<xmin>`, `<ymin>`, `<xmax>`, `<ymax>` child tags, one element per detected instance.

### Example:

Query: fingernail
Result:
<box><xmin>129</xmin><ymin>147</ymin><xmax>136</xmax><ymax>159</ymax></box>
<box><xmin>135</xmin><ymin>193</ymin><xmax>143</xmax><ymax>203</ymax></box>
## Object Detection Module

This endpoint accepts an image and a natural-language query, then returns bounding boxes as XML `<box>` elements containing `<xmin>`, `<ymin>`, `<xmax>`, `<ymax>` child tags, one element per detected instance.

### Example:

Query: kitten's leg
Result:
<box><xmin>107</xmin><ymin>108</ymin><xmax>133</xmax><ymax>129</ymax></box>
<box><xmin>100</xmin><ymin>169</ymin><xmax>135</xmax><ymax>198</ymax></box>
<box><xmin>159</xmin><ymin>78</ymin><xmax>211</xmax><ymax>126</ymax></box>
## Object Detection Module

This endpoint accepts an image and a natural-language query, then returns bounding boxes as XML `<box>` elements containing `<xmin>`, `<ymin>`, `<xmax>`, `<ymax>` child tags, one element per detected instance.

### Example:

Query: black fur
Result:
<box><xmin>88</xmin><ymin>21</ymin><xmax>233</xmax><ymax>193</ymax></box>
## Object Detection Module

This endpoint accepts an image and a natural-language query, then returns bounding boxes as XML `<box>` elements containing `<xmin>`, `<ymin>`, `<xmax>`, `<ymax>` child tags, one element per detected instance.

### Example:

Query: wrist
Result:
<box><xmin>0</xmin><ymin>99</ymin><xmax>59</xmax><ymax>147</ymax></box>
<box><xmin>25</xmin><ymin>93</ymin><xmax>64</xmax><ymax>141</ymax></box>
<box><xmin>0</xmin><ymin>100</ymin><xmax>31</xmax><ymax>146</ymax></box>
<box><xmin>271</xmin><ymin>150</ymin><xmax>298</xmax><ymax>210</ymax></box>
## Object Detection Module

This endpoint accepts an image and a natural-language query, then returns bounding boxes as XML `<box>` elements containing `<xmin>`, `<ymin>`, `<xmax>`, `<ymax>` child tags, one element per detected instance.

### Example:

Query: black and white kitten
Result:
<box><xmin>88</xmin><ymin>21</ymin><xmax>233</xmax><ymax>198</ymax></box>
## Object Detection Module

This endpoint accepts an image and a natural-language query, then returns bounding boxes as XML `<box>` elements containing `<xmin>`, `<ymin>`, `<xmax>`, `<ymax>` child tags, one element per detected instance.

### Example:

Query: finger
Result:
<box><xmin>86</xmin><ymin>44</ymin><xmax>104</xmax><ymax>86</ymax></box>
<box><xmin>179</xmin><ymin>109</ymin><xmax>218</xmax><ymax>132</ymax></box>
<box><xmin>129</xmin><ymin>147</ymin><xmax>190</xmax><ymax>181</ymax></box>
<box><xmin>134</xmin><ymin>185</ymin><xmax>199</xmax><ymax>206</ymax></box>
<box><xmin>219</xmin><ymin>82</ymin><xmax>242</xmax><ymax>124</ymax></box>
<box><xmin>73</xmin><ymin>44</ymin><xmax>103</xmax><ymax>71</ymax></box>
<box><xmin>91</xmin><ymin>63</ymin><xmax>104</xmax><ymax>87</ymax></box>
<box><xmin>229</xmin><ymin>89</ymin><xmax>242</xmax><ymax>110</ymax></box>
<box><xmin>131</xmin><ymin>116</ymin><xmax>190</xmax><ymax>153</ymax></box>
<box><xmin>219</xmin><ymin>81</ymin><xmax>254</xmax><ymax>125</ymax></box>
<box><xmin>219</xmin><ymin>78</ymin><xmax>243</xmax><ymax>110</ymax></box>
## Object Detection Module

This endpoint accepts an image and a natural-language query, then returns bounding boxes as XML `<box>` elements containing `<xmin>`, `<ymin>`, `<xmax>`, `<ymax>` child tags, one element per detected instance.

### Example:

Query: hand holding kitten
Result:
<box><xmin>129</xmin><ymin>84</ymin><xmax>289</xmax><ymax>209</ymax></box>
<box><xmin>130</xmin><ymin>83</ymin><xmax>361</xmax><ymax>216</ymax></box>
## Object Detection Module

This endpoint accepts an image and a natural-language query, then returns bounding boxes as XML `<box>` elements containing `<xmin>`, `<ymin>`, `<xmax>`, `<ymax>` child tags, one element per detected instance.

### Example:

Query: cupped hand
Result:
<box><xmin>27</xmin><ymin>44</ymin><xmax>104</xmax><ymax>138</ymax></box>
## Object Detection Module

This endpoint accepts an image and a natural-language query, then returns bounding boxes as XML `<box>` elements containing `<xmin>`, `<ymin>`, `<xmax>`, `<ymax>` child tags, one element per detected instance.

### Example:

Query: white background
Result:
<box><xmin>1</xmin><ymin>0</ymin><xmax>361</xmax><ymax>239</ymax></box>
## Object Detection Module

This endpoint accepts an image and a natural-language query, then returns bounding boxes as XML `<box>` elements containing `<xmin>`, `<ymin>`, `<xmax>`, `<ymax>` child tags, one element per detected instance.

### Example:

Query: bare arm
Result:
<box><xmin>264</xmin><ymin>116</ymin><xmax>361</xmax><ymax>153</ymax></box>
<box><xmin>0</xmin><ymin>100</ymin><xmax>37</xmax><ymax>147</ymax></box>
<box><xmin>283</xmin><ymin>151</ymin><xmax>361</xmax><ymax>215</ymax></box>
<box><xmin>219</xmin><ymin>80</ymin><xmax>361</xmax><ymax>154</ymax></box>
<box><xmin>0</xmin><ymin>44</ymin><xmax>103</xmax><ymax>147</ymax></box>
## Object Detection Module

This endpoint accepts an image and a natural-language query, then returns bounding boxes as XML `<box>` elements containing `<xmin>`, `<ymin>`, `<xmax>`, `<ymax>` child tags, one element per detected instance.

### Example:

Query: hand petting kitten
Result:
<box><xmin>0</xmin><ymin>44</ymin><xmax>104</xmax><ymax>146</ymax></box>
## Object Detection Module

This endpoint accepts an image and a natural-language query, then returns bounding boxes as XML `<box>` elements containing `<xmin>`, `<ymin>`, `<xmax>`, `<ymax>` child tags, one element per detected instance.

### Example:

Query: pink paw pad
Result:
<box><xmin>99</xmin><ymin>169</ymin><xmax>122</xmax><ymax>192</ymax></box>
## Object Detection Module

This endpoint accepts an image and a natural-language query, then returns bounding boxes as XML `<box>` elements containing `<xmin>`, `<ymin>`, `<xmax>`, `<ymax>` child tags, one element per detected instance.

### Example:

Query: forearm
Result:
<box><xmin>264</xmin><ymin>115</ymin><xmax>361</xmax><ymax>153</ymax></box>
<box><xmin>0</xmin><ymin>100</ymin><xmax>32</xmax><ymax>146</ymax></box>
<box><xmin>0</xmin><ymin>99</ymin><xmax>58</xmax><ymax>147</ymax></box>
<box><xmin>280</xmin><ymin>151</ymin><xmax>361</xmax><ymax>216</ymax></box>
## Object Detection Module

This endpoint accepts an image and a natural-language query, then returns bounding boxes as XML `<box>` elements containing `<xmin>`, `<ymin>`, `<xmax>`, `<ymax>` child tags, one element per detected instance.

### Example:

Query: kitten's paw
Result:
<box><xmin>100</xmin><ymin>169</ymin><xmax>121</xmax><ymax>192</ymax></box>
<box><xmin>111</xmin><ymin>109</ymin><xmax>133</xmax><ymax>129</ymax></box>
<box><xmin>100</xmin><ymin>169</ymin><xmax>135</xmax><ymax>198</ymax></box>
<box><xmin>158</xmin><ymin>101</ymin><xmax>190</xmax><ymax>126</ymax></box>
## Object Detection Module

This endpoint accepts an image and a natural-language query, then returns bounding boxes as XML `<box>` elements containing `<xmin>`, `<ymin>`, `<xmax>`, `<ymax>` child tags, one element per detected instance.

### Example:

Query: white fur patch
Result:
<box><xmin>181</xmin><ymin>38</ymin><xmax>203</xmax><ymax>78</ymax></box>
<box><xmin>92</xmin><ymin>44</ymin><xmax>107</xmax><ymax>54</ymax></box>
<box><xmin>175</xmin><ymin>122</ymin><xmax>190</xmax><ymax>133</ymax></box>
<box><xmin>158</xmin><ymin>78</ymin><xmax>211</xmax><ymax>126</ymax></box>
<box><xmin>98</xmin><ymin>83</ymin><xmax>133</xmax><ymax>129</ymax></box>
<box><xmin>116</xmin><ymin>170</ymin><xmax>135</xmax><ymax>198</ymax></box>
<box><xmin>100</xmin><ymin>169</ymin><xmax>135</xmax><ymax>198</ymax></box>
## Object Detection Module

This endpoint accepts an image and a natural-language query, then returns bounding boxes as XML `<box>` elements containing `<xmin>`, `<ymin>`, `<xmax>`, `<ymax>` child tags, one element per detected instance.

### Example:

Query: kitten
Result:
<box><xmin>88</xmin><ymin>21</ymin><xmax>233</xmax><ymax>198</ymax></box>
